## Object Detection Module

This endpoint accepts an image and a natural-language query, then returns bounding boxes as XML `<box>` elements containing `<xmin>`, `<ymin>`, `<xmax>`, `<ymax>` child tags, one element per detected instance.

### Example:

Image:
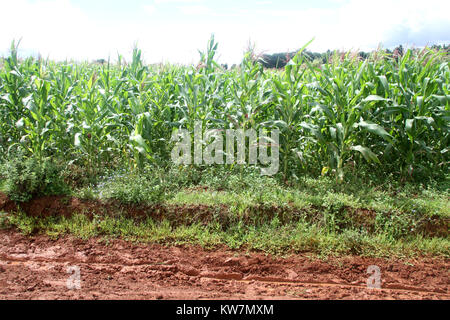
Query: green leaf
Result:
<box><xmin>363</xmin><ymin>95</ymin><xmax>387</xmax><ymax>102</ymax></box>
<box><xmin>358</xmin><ymin>120</ymin><xmax>392</xmax><ymax>141</ymax></box>
<box><xmin>350</xmin><ymin>145</ymin><xmax>380</xmax><ymax>163</ymax></box>
<box><xmin>16</xmin><ymin>118</ymin><xmax>24</xmax><ymax>129</ymax></box>
<box><xmin>405</xmin><ymin>119</ymin><xmax>414</xmax><ymax>132</ymax></box>
<box><xmin>378</xmin><ymin>75</ymin><xmax>389</xmax><ymax>96</ymax></box>
<box><xmin>130</xmin><ymin>134</ymin><xmax>150</xmax><ymax>154</ymax></box>
<box><xmin>74</xmin><ymin>133</ymin><xmax>82</xmax><ymax>147</ymax></box>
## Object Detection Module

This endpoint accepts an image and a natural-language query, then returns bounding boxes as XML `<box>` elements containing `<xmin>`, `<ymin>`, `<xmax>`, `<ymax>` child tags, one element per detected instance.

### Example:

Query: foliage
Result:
<box><xmin>0</xmin><ymin>38</ymin><xmax>448</xmax><ymax>183</ymax></box>
<box><xmin>1</xmin><ymin>153</ymin><xmax>69</xmax><ymax>202</ymax></box>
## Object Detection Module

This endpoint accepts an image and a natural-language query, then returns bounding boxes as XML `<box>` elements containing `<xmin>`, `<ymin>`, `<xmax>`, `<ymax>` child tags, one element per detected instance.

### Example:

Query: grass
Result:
<box><xmin>167</xmin><ymin>182</ymin><xmax>450</xmax><ymax>218</ymax></box>
<box><xmin>71</xmin><ymin>165</ymin><xmax>449</xmax><ymax>217</ymax></box>
<box><xmin>1</xmin><ymin>211</ymin><xmax>448</xmax><ymax>259</ymax></box>
<box><xmin>1</xmin><ymin>170</ymin><xmax>448</xmax><ymax>259</ymax></box>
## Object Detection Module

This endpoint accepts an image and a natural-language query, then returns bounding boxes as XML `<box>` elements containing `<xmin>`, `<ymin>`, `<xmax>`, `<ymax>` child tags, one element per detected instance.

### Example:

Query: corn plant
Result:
<box><xmin>0</xmin><ymin>39</ymin><xmax>447</xmax><ymax>183</ymax></box>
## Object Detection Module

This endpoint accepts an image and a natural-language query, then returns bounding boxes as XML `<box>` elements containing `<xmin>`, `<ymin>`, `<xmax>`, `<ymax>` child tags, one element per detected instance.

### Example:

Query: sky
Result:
<box><xmin>0</xmin><ymin>0</ymin><xmax>449</xmax><ymax>64</ymax></box>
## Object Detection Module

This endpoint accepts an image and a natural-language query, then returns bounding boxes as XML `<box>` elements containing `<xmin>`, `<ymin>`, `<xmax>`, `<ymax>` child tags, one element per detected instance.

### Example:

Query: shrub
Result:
<box><xmin>100</xmin><ymin>170</ymin><xmax>165</xmax><ymax>204</ymax></box>
<box><xmin>2</xmin><ymin>156</ymin><xmax>69</xmax><ymax>202</ymax></box>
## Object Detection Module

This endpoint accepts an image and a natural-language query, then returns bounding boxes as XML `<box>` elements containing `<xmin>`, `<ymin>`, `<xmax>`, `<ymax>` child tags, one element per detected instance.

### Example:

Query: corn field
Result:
<box><xmin>0</xmin><ymin>38</ymin><xmax>449</xmax><ymax>182</ymax></box>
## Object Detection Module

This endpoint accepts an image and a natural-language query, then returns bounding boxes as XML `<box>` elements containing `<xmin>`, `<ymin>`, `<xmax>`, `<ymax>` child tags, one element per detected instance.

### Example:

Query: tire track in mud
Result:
<box><xmin>1</xmin><ymin>255</ymin><xmax>448</xmax><ymax>297</ymax></box>
<box><xmin>0</xmin><ymin>229</ymin><xmax>448</xmax><ymax>299</ymax></box>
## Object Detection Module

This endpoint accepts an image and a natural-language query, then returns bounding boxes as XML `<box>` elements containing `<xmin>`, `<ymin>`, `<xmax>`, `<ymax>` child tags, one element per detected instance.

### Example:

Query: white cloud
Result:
<box><xmin>330</xmin><ymin>0</ymin><xmax>450</xmax><ymax>49</ymax></box>
<box><xmin>0</xmin><ymin>0</ymin><xmax>90</xmax><ymax>58</ymax></box>
<box><xmin>177</xmin><ymin>5</ymin><xmax>212</xmax><ymax>15</ymax></box>
<box><xmin>154</xmin><ymin>0</ymin><xmax>204</xmax><ymax>4</ymax></box>
<box><xmin>232</xmin><ymin>0</ymin><xmax>450</xmax><ymax>53</ymax></box>
<box><xmin>143</xmin><ymin>4</ymin><xmax>157</xmax><ymax>15</ymax></box>
<box><xmin>0</xmin><ymin>0</ymin><xmax>448</xmax><ymax>64</ymax></box>
<box><xmin>1</xmin><ymin>0</ymin><xmax>153</xmax><ymax>62</ymax></box>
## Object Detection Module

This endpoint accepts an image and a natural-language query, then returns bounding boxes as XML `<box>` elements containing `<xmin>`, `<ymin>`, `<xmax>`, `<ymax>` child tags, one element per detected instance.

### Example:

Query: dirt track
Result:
<box><xmin>0</xmin><ymin>229</ymin><xmax>448</xmax><ymax>300</ymax></box>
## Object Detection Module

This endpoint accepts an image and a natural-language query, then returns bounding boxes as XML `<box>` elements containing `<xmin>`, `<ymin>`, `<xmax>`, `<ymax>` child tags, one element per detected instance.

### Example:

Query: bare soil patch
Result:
<box><xmin>0</xmin><ymin>229</ymin><xmax>448</xmax><ymax>300</ymax></box>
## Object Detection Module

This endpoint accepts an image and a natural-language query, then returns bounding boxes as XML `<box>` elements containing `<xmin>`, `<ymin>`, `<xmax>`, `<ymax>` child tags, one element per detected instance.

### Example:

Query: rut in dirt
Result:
<box><xmin>0</xmin><ymin>229</ymin><xmax>448</xmax><ymax>300</ymax></box>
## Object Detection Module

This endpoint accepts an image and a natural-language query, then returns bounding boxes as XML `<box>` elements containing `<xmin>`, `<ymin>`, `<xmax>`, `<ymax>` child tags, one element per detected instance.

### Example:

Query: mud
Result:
<box><xmin>0</xmin><ymin>229</ymin><xmax>448</xmax><ymax>300</ymax></box>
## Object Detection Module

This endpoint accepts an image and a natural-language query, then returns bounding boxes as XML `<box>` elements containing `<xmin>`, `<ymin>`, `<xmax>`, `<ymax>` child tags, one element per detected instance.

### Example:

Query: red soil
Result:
<box><xmin>0</xmin><ymin>229</ymin><xmax>448</xmax><ymax>300</ymax></box>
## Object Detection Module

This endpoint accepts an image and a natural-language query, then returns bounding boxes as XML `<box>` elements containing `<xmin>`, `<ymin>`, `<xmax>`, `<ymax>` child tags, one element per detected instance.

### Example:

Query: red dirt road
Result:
<box><xmin>0</xmin><ymin>229</ymin><xmax>448</xmax><ymax>300</ymax></box>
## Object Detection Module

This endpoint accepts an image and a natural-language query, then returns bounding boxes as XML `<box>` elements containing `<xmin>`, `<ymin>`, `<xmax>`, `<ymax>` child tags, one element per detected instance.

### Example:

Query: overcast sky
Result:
<box><xmin>0</xmin><ymin>0</ymin><xmax>449</xmax><ymax>64</ymax></box>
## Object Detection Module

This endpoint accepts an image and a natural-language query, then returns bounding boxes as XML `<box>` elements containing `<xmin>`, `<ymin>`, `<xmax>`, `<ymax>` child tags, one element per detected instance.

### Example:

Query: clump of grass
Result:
<box><xmin>1</xmin><ymin>210</ymin><xmax>448</xmax><ymax>258</ymax></box>
<box><xmin>99</xmin><ymin>172</ymin><xmax>164</xmax><ymax>204</ymax></box>
<box><xmin>1</xmin><ymin>154</ymin><xmax>69</xmax><ymax>202</ymax></box>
